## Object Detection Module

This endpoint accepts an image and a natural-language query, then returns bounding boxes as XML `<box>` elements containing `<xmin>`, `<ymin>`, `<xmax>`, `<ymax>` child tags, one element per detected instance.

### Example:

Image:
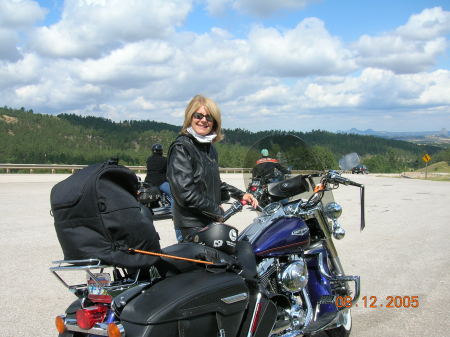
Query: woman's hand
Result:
<box><xmin>242</xmin><ymin>193</ymin><xmax>259</xmax><ymax>209</ymax></box>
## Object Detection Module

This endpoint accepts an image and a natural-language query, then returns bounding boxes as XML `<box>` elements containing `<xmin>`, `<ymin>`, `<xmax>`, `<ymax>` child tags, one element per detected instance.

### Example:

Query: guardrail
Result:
<box><xmin>0</xmin><ymin>163</ymin><xmax>252</xmax><ymax>174</ymax></box>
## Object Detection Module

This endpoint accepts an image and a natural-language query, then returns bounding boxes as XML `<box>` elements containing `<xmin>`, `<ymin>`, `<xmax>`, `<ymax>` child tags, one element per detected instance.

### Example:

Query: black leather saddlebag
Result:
<box><xmin>50</xmin><ymin>160</ymin><xmax>161</xmax><ymax>268</ymax></box>
<box><xmin>119</xmin><ymin>269</ymin><xmax>249</xmax><ymax>337</ymax></box>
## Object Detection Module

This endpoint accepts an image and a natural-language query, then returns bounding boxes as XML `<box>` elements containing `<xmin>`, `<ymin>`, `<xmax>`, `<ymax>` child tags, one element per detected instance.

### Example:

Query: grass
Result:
<box><xmin>416</xmin><ymin>161</ymin><xmax>450</xmax><ymax>173</ymax></box>
<box><xmin>378</xmin><ymin>161</ymin><xmax>450</xmax><ymax>181</ymax></box>
<box><xmin>404</xmin><ymin>161</ymin><xmax>450</xmax><ymax>181</ymax></box>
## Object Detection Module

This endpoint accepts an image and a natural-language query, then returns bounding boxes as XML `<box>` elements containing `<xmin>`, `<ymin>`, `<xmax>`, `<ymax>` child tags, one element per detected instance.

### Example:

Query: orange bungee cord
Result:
<box><xmin>128</xmin><ymin>248</ymin><xmax>214</xmax><ymax>265</ymax></box>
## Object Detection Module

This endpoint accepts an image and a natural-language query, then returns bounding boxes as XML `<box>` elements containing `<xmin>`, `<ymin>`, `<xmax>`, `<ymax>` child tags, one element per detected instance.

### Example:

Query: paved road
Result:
<box><xmin>0</xmin><ymin>173</ymin><xmax>448</xmax><ymax>337</ymax></box>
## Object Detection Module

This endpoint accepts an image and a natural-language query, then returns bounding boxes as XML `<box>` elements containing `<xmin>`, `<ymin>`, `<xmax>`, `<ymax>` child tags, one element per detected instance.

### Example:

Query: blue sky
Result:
<box><xmin>1</xmin><ymin>0</ymin><xmax>449</xmax><ymax>132</ymax></box>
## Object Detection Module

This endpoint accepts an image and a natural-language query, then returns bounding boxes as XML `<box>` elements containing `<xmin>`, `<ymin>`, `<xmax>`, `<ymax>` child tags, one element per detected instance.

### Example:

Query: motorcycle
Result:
<box><xmin>239</xmin><ymin>134</ymin><xmax>365</xmax><ymax>336</ymax></box>
<box><xmin>246</xmin><ymin>170</ymin><xmax>289</xmax><ymax>208</ymax></box>
<box><xmin>137</xmin><ymin>179</ymin><xmax>171</xmax><ymax>218</ymax></box>
<box><xmin>246</xmin><ymin>152</ymin><xmax>291</xmax><ymax>208</ymax></box>
<box><xmin>51</xmin><ymin>134</ymin><xmax>365</xmax><ymax>337</ymax></box>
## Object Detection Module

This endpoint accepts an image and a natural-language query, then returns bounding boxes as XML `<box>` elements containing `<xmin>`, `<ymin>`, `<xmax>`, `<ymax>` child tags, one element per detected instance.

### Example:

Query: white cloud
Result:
<box><xmin>0</xmin><ymin>0</ymin><xmax>46</xmax><ymax>29</ymax></box>
<box><xmin>397</xmin><ymin>7</ymin><xmax>450</xmax><ymax>40</ymax></box>
<box><xmin>0</xmin><ymin>29</ymin><xmax>21</xmax><ymax>61</ymax></box>
<box><xmin>77</xmin><ymin>40</ymin><xmax>176</xmax><ymax>87</ymax></box>
<box><xmin>248</xmin><ymin>18</ymin><xmax>356</xmax><ymax>76</ymax></box>
<box><xmin>354</xmin><ymin>7</ymin><xmax>450</xmax><ymax>73</ymax></box>
<box><xmin>14</xmin><ymin>76</ymin><xmax>102</xmax><ymax>109</ymax></box>
<box><xmin>298</xmin><ymin>68</ymin><xmax>450</xmax><ymax>110</ymax></box>
<box><xmin>0</xmin><ymin>0</ymin><xmax>46</xmax><ymax>61</ymax></box>
<box><xmin>0</xmin><ymin>53</ymin><xmax>42</xmax><ymax>88</ymax></box>
<box><xmin>28</xmin><ymin>0</ymin><xmax>192</xmax><ymax>58</ymax></box>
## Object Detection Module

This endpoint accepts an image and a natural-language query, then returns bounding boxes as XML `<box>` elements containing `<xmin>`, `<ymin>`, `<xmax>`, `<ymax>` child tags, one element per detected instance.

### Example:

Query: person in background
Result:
<box><xmin>145</xmin><ymin>143</ymin><xmax>173</xmax><ymax>207</ymax></box>
<box><xmin>167</xmin><ymin>94</ymin><xmax>258</xmax><ymax>242</ymax></box>
<box><xmin>252</xmin><ymin>148</ymin><xmax>290</xmax><ymax>182</ymax></box>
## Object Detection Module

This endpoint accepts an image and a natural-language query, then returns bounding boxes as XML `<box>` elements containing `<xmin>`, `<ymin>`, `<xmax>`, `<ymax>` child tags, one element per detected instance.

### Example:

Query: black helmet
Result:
<box><xmin>192</xmin><ymin>223</ymin><xmax>238</xmax><ymax>254</ymax></box>
<box><xmin>152</xmin><ymin>143</ymin><xmax>163</xmax><ymax>154</ymax></box>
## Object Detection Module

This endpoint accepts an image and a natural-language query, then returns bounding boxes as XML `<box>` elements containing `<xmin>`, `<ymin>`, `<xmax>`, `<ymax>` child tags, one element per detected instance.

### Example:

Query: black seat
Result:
<box><xmin>268</xmin><ymin>175</ymin><xmax>309</xmax><ymax>198</ymax></box>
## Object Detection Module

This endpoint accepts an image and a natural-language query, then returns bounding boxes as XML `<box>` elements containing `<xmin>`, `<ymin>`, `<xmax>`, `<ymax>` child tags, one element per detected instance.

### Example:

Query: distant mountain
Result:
<box><xmin>341</xmin><ymin>128</ymin><xmax>449</xmax><ymax>139</ymax></box>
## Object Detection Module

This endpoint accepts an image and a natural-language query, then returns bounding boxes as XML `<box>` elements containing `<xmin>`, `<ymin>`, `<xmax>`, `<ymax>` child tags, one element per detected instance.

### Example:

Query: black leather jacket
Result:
<box><xmin>167</xmin><ymin>134</ymin><xmax>244</xmax><ymax>229</ymax></box>
<box><xmin>145</xmin><ymin>154</ymin><xmax>167</xmax><ymax>186</ymax></box>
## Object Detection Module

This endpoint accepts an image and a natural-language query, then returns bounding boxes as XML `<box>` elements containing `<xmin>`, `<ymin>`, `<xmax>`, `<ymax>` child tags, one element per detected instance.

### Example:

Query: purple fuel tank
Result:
<box><xmin>250</xmin><ymin>217</ymin><xmax>310</xmax><ymax>257</ymax></box>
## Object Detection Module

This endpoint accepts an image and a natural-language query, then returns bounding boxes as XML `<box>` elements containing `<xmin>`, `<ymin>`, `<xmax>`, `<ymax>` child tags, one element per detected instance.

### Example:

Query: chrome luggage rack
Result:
<box><xmin>50</xmin><ymin>258</ymin><xmax>142</xmax><ymax>295</ymax></box>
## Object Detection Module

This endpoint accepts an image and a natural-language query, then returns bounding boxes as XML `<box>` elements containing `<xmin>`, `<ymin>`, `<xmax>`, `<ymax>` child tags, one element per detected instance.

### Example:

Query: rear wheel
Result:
<box><xmin>325</xmin><ymin>310</ymin><xmax>351</xmax><ymax>337</ymax></box>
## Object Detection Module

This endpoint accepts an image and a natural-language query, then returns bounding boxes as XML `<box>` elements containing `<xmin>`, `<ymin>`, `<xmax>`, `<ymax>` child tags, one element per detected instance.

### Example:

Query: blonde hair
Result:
<box><xmin>180</xmin><ymin>94</ymin><xmax>224</xmax><ymax>142</ymax></box>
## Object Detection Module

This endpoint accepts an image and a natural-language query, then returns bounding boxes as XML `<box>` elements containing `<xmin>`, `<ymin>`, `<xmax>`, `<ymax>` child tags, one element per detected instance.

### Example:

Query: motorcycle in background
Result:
<box><xmin>246</xmin><ymin>151</ymin><xmax>291</xmax><ymax>208</ymax></box>
<box><xmin>246</xmin><ymin>168</ymin><xmax>288</xmax><ymax>208</ymax></box>
<box><xmin>137</xmin><ymin>179</ymin><xmax>171</xmax><ymax>218</ymax></box>
<box><xmin>50</xmin><ymin>134</ymin><xmax>365</xmax><ymax>337</ymax></box>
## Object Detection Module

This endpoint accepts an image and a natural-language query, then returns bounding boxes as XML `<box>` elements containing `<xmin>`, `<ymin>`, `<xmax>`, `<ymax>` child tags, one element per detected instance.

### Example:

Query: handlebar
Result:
<box><xmin>325</xmin><ymin>170</ymin><xmax>366</xmax><ymax>231</ymax></box>
<box><xmin>326</xmin><ymin>171</ymin><xmax>363</xmax><ymax>188</ymax></box>
<box><xmin>223</xmin><ymin>200</ymin><xmax>244</xmax><ymax>222</ymax></box>
<box><xmin>222</xmin><ymin>200</ymin><xmax>263</xmax><ymax>222</ymax></box>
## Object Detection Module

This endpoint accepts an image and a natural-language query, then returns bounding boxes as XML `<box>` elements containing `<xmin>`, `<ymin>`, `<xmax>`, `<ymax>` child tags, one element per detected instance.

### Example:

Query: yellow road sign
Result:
<box><xmin>422</xmin><ymin>154</ymin><xmax>431</xmax><ymax>163</ymax></box>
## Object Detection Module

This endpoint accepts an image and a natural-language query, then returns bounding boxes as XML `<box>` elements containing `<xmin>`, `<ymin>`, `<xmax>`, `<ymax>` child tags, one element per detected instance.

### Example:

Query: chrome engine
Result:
<box><xmin>257</xmin><ymin>256</ymin><xmax>313</xmax><ymax>336</ymax></box>
<box><xmin>278</xmin><ymin>260</ymin><xmax>308</xmax><ymax>293</ymax></box>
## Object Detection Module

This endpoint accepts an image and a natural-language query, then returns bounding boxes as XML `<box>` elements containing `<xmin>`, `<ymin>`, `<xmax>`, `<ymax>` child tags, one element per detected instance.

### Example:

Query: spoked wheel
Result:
<box><xmin>325</xmin><ymin>309</ymin><xmax>352</xmax><ymax>337</ymax></box>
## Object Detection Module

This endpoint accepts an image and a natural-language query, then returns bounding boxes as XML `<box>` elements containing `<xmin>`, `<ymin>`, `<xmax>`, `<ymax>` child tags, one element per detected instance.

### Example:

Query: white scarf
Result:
<box><xmin>187</xmin><ymin>126</ymin><xmax>217</xmax><ymax>143</ymax></box>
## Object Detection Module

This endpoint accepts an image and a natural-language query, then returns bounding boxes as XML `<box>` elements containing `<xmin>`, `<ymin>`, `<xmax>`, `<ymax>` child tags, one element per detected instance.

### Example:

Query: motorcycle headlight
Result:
<box><xmin>324</xmin><ymin>202</ymin><xmax>342</xmax><ymax>220</ymax></box>
<box><xmin>278</xmin><ymin>260</ymin><xmax>308</xmax><ymax>293</ymax></box>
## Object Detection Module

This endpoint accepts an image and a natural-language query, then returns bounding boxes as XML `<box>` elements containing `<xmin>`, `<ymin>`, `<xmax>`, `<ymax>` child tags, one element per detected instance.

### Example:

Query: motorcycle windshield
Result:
<box><xmin>339</xmin><ymin>152</ymin><xmax>361</xmax><ymax>171</ymax></box>
<box><xmin>243</xmin><ymin>134</ymin><xmax>334</xmax><ymax>205</ymax></box>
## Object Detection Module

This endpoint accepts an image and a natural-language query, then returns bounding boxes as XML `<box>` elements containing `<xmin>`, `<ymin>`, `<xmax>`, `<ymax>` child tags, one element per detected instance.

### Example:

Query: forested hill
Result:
<box><xmin>1</xmin><ymin>107</ymin><xmax>447</xmax><ymax>172</ymax></box>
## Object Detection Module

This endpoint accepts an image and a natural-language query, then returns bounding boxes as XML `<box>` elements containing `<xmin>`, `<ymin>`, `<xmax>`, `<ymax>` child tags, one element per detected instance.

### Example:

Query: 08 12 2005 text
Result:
<box><xmin>335</xmin><ymin>295</ymin><xmax>420</xmax><ymax>308</ymax></box>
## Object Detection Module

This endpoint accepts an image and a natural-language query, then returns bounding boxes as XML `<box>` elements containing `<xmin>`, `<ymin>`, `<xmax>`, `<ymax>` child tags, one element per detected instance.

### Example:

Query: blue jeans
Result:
<box><xmin>159</xmin><ymin>181</ymin><xmax>173</xmax><ymax>206</ymax></box>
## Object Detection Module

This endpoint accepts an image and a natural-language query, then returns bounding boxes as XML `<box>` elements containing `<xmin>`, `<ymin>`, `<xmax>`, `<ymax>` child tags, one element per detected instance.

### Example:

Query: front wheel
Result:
<box><xmin>325</xmin><ymin>310</ymin><xmax>352</xmax><ymax>337</ymax></box>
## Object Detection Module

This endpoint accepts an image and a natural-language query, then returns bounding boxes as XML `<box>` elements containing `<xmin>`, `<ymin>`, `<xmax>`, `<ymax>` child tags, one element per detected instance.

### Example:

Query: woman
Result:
<box><xmin>167</xmin><ymin>94</ymin><xmax>258</xmax><ymax>242</ymax></box>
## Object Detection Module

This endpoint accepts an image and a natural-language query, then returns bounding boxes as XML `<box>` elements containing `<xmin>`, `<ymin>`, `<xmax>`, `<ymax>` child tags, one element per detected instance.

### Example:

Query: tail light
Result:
<box><xmin>250</xmin><ymin>186</ymin><xmax>257</xmax><ymax>192</ymax></box>
<box><xmin>76</xmin><ymin>305</ymin><xmax>108</xmax><ymax>330</ymax></box>
<box><xmin>88</xmin><ymin>293</ymin><xmax>113</xmax><ymax>303</ymax></box>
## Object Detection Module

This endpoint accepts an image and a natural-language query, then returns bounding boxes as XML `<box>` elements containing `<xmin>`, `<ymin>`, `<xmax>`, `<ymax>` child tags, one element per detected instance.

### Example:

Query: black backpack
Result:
<box><xmin>50</xmin><ymin>160</ymin><xmax>161</xmax><ymax>268</ymax></box>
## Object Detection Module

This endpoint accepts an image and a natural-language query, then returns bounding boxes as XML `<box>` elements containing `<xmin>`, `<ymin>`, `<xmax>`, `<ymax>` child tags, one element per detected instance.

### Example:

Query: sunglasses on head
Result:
<box><xmin>193</xmin><ymin>112</ymin><xmax>214</xmax><ymax>123</ymax></box>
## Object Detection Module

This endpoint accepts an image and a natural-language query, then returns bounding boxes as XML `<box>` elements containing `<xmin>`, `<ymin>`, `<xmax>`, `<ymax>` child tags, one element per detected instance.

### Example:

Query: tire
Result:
<box><xmin>325</xmin><ymin>310</ymin><xmax>352</xmax><ymax>337</ymax></box>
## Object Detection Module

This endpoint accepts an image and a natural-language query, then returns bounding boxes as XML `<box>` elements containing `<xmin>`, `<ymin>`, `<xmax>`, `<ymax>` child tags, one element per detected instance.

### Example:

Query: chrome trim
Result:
<box><xmin>221</xmin><ymin>292</ymin><xmax>248</xmax><ymax>304</ymax></box>
<box><xmin>275</xmin><ymin>288</ymin><xmax>314</xmax><ymax>337</ymax></box>
<box><xmin>64</xmin><ymin>320</ymin><xmax>125</xmax><ymax>337</ymax></box>
<box><xmin>278</xmin><ymin>260</ymin><xmax>308</xmax><ymax>293</ymax></box>
<box><xmin>312</xmin><ymin>308</ymin><xmax>352</xmax><ymax>334</ymax></box>
<box><xmin>332</xmin><ymin>220</ymin><xmax>346</xmax><ymax>240</ymax></box>
<box><xmin>324</xmin><ymin>202</ymin><xmax>342</xmax><ymax>219</ymax></box>
<box><xmin>317</xmin><ymin>252</ymin><xmax>360</xmax><ymax>303</ymax></box>
<box><xmin>65</xmin><ymin>322</ymin><xmax>108</xmax><ymax>336</ymax></box>
<box><xmin>50</xmin><ymin>259</ymin><xmax>106</xmax><ymax>270</ymax></box>
<box><xmin>50</xmin><ymin>259</ymin><xmax>141</xmax><ymax>293</ymax></box>
<box><xmin>301</xmin><ymin>288</ymin><xmax>313</xmax><ymax>329</ymax></box>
